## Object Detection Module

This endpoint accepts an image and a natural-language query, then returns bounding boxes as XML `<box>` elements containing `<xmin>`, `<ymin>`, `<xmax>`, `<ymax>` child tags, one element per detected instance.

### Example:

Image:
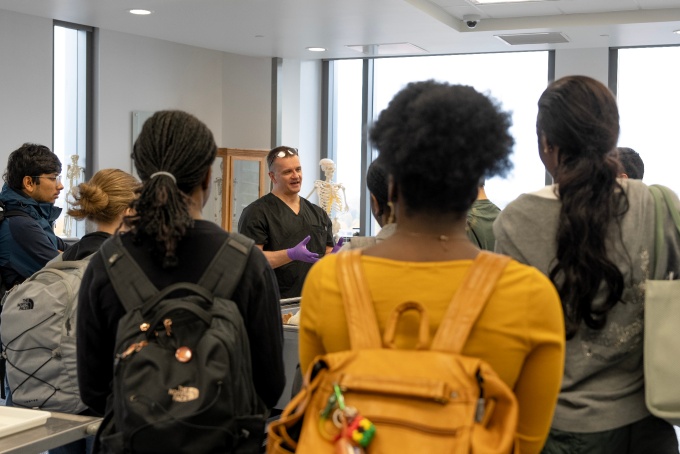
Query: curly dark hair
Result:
<box><xmin>127</xmin><ymin>110</ymin><xmax>217</xmax><ymax>268</ymax></box>
<box><xmin>616</xmin><ymin>147</ymin><xmax>644</xmax><ymax>180</ymax></box>
<box><xmin>537</xmin><ymin>75</ymin><xmax>627</xmax><ymax>339</ymax></box>
<box><xmin>366</xmin><ymin>158</ymin><xmax>389</xmax><ymax>219</ymax></box>
<box><xmin>3</xmin><ymin>143</ymin><xmax>62</xmax><ymax>191</ymax></box>
<box><xmin>369</xmin><ymin>80</ymin><xmax>514</xmax><ymax>216</ymax></box>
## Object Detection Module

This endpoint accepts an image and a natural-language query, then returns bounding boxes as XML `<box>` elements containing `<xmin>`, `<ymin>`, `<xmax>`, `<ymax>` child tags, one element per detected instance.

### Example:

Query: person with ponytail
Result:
<box><xmin>76</xmin><ymin>111</ymin><xmax>285</xmax><ymax>417</ymax></box>
<box><xmin>494</xmin><ymin>75</ymin><xmax>680</xmax><ymax>453</ymax></box>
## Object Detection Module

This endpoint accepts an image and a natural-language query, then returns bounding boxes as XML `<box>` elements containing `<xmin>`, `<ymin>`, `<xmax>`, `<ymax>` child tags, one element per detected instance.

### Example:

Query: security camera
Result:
<box><xmin>463</xmin><ymin>14</ymin><xmax>481</xmax><ymax>29</ymax></box>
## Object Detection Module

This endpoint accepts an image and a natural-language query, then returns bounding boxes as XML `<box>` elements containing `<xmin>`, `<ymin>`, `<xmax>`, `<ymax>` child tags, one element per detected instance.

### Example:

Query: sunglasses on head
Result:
<box><xmin>267</xmin><ymin>147</ymin><xmax>298</xmax><ymax>168</ymax></box>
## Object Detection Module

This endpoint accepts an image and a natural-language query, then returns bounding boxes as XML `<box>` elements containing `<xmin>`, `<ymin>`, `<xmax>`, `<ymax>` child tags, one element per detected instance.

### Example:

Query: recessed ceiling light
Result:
<box><xmin>306</xmin><ymin>47</ymin><xmax>326</xmax><ymax>52</ymax></box>
<box><xmin>129</xmin><ymin>9</ymin><xmax>153</xmax><ymax>15</ymax></box>
<box><xmin>674</xmin><ymin>30</ymin><xmax>680</xmax><ymax>35</ymax></box>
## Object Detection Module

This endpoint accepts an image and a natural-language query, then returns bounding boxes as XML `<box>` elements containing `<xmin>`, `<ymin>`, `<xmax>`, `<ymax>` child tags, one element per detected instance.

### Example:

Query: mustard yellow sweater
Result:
<box><xmin>300</xmin><ymin>253</ymin><xmax>565</xmax><ymax>454</ymax></box>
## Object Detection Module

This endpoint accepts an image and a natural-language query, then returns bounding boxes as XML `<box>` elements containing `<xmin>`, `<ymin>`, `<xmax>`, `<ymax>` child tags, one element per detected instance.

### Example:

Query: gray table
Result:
<box><xmin>0</xmin><ymin>411</ymin><xmax>101</xmax><ymax>454</ymax></box>
<box><xmin>276</xmin><ymin>299</ymin><xmax>301</xmax><ymax>411</ymax></box>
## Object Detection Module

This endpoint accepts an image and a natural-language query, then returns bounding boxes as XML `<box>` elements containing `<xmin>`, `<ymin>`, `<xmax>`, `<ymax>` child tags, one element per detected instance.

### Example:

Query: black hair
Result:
<box><xmin>127</xmin><ymin>110</ymin><xmax>217</xmax><ymax>268</ymax></box>
<box><xmin>3</xmin><ymin>143</ymin><xmax>62</xmax><ymax>191</ymax></box>
<box><xmin>537</xmin><ymin>75</ymin><xmax>627</xmax><ymax>339</ymax></box>
<box><xmin>370</xmin><ymin>80</ymin><xmax>513</xmax><ymax>216</ymax></box>
<box><xmin>617</xmin><ymin>147</ymin><xmax>644</xmax><ymax>180</ymax></box>
<box><xmin>366</xmin><ymin>158</ymin><xmax>389</xmax><ymax>218</ymax></box>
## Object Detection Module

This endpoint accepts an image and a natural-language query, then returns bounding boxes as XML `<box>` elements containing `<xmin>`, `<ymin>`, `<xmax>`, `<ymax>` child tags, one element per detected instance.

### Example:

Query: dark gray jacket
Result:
<box><xmin>0</xmin><ymin>184</ymin><xmax>64</xmax><ymax>287</ymax></box>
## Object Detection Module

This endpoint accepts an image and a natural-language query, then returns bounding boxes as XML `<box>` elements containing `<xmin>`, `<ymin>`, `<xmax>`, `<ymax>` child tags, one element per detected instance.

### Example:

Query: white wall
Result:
<box><xmin>554</xmin><ymin>48</ymin><xmax>610</xmax><ymax>85</ymax></box>
<box><xmin>221</xmin><ymin>54</ymin><xmax>271</xmax><ymax>150</ymax></box>
<box><xmin>284</xmin><ymin>59</ymin><xmax>323</xmax><ymax>197</ymax></box>
<box><xmin>96</xmin><ymin>30</ymin><xmax>225</xmax><ymax>173</ymax></box>
<box><xmin>298</xmin><ymin>60</ymin><xmax>323</xmax><ymax>189</ymax></box>
<box><xmin>0</xmin><ymin>10</ymin><xmax>53</xmax><ymax>167</ymax></box>
<box><xmin>0</xmin><ymin>12</ymin><xmax>274</xmax><ymax>179</ymax></box>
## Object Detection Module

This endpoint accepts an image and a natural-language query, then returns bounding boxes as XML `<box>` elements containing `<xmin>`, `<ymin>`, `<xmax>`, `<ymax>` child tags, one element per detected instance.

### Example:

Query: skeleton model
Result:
<box><xmin>63</xmin><ymin>154</ymin><xmax>85</xmax><ymax>237</ymax></box>
<box><xmin>213</xmin><ymin>159</ymin><xmax>223</xmax><ymax>225</ymax></box>
<box><xmin>306</xmin><ymin>159</ymin><xmax>349</xmax><ymax>235</ymax></box>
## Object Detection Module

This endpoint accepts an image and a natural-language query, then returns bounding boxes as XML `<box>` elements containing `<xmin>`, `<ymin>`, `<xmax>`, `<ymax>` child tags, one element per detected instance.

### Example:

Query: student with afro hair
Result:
<box><xmin>299</xmin><ymin>80</ymin><xmax>566</xmax><ymax>453</ymax></box>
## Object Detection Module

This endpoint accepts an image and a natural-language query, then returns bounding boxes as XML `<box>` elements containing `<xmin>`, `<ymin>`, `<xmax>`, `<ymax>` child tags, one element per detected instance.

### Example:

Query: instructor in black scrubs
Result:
<box><xmin>238</xmin><ymin>146</ymin><xmax>335</xmax><ymax>298</ymax></box>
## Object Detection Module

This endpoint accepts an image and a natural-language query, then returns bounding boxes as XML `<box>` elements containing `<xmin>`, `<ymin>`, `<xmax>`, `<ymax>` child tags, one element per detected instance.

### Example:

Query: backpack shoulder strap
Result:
<box><xmin>431</xmin><ymin>251</ymin><xmax>511</xmax><ymax>353</ymax></box>
<box><xmin>0</xmin><ymin>200</ymin><xmax>33</xmax><ymax>220</ymax></box>
<box><xmin>101</xmin><ymin>236</ymin><xmax>159</xmax><ymax>312</ymax></box>
<box><xmin>649</xmin><ymin>184</ymin><xmax>680</xmax><ymax>277</ymax></box>
<box><xmin>649</xmin><ymin>185</ymin><xmax>667</xmax><ymax>273</ymax></box>
<box><xmin>336</xmin><ymin>249</ymin><xmax>383</xmax><ymax>350</ymax></box>
<box><xmin>45</xmin><ymin>252</ymin><xmax>96</xmax><ymax>270</ymax></box>
<box><xmin>197</xmin><ymin>233</ymin><xmax>254</xmax><ymax>298</ymax></box>
<box><xmin>4</xmin><ymin>211</ymin><xmax>32</xmax><ymax>219</ymax></box>
<box><xmin>657</xmin><ymin>186</ymin><xmax>680</xmax><ymax>233</ymax></box>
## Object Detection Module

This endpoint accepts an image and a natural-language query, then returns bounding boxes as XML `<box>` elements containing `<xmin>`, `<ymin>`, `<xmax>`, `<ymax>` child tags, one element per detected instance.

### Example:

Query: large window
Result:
<box><xmin>330</xmin><ymin>51</ymin><xmax>551</xmax><ymax>236</ymax></box>
<box><xmin>333</xmin><ymin>60</ymin><xmax>365</xmax><ymax>237</ymax></box>
<box><xmin>615</xmin><ymin>46</ymin><xmax>680</xmax><ymax>194</ymax></box>
<box><xmin>53</xmin><ymin>22</ymin><xmax>93</xmax><ymax>239</ymax></box>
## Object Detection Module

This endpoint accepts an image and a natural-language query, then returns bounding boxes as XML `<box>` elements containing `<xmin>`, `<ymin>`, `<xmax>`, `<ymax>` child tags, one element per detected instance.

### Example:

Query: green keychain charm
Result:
<box><xmin>332</xmin><ymin>384</ymin><xmax>376</xmax><ymax>449</ymax></box>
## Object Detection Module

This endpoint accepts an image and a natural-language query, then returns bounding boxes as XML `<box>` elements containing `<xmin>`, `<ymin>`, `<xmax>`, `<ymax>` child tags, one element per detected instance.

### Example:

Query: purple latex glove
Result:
<box><xmin>331</xmin><ymin>237</ymin><xmax>345</xmax><ymax>254</ymax></box>
<box><xmin>286</xmin><ymin>235</ymin><xmax>320</xmax><ymax>263</ymax></box>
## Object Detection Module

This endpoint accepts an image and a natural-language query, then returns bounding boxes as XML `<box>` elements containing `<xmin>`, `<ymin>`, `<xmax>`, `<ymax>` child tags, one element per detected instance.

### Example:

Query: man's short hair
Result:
<box><xmin>617</xmin><ymin>147</ymin><xmax>644</xmax><ymax>180</ymax></box>
<box><xmin>3</xmin><ymin>143</ymin><xmax>62</xmax><ymax>191</ymax></box>
<box><xmin>266</xmin><ymin>146</ymin><xmax>298</xmax><ymax>170</ymax></box>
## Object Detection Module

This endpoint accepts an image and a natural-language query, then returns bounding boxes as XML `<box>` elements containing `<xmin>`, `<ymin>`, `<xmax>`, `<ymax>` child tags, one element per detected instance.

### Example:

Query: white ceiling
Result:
<box><xmin>1</xmin><ymin>0</ymin><xmax>679</xmax><ymax>60</ymax></box>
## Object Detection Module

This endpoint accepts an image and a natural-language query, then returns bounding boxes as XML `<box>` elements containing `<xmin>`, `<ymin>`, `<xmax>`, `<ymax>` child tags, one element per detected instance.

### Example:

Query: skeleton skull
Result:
<box><xmin>319</xmin><ymin>159</ymin><xmax>336</xmax><ymax>180</ymax></box>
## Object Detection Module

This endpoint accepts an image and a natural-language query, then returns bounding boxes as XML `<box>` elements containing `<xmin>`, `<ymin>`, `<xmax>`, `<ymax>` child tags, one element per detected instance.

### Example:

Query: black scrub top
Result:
<box><xmin>238</xmin><ymin>192</ymin><xmax>334</xmax><ymax>298</ymax></box>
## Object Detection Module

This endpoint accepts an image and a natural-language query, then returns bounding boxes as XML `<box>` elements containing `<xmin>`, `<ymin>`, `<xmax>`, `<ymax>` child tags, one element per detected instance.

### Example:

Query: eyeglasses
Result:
<box><xmin>32</xmin><ymin>175</ymin><xmax>62</xmax><ymax>184</ymax></box>
<box><xmin>267</xmin><ymin>147</ymin><xmax>298</xmax><ymax>168</ymax></box>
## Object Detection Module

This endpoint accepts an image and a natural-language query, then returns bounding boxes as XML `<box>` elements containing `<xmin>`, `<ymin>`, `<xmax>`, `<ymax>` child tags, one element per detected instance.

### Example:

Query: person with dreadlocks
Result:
<box><xmin>495</xmin><ymin>76</ymin><xmax>680</xmax><ymax>453</ymax></box>
<box><xmin>76</xmin><ymin>111</ymin><xmax>285</xmax><ymax>419</ymax></box>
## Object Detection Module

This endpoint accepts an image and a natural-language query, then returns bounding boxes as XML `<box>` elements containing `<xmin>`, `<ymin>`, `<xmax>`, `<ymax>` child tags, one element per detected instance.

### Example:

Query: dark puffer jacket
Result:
<box><xmin>0</xmin><ymin>183</ymin><xmax>64</xmax><ymax>287</ymax></box>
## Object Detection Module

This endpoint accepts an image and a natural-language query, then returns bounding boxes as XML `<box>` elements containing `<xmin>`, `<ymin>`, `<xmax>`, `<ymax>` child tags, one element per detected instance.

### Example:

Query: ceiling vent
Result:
<box><xmin>496</xmin><ymin>32</ymin><xmax>569</xmax><ymax>45</ymax></box>
<box><xmin>469</xmin><ymin>0</ymin><xmax>557</xmax><ymax>4</ymax></box>
<box><xmin>346</xmin><ymin>43</ymin><xmax>428</xmax><ymax>55</ymax></box>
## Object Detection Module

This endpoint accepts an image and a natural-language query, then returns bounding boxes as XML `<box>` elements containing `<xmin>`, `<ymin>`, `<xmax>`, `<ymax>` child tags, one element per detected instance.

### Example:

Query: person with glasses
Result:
<box><xmin>0</xmin><ymin>143</ymin><xmax>66</xmax><ymax>291</ymax></box>
<box><xmin>238</xmin><ymin>145</ymin><xmax>335</xmax><ymax>299</ymax></box>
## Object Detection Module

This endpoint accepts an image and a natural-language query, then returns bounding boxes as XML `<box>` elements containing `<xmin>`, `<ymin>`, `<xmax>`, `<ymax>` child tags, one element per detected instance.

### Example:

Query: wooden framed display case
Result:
<box><xmin>205</xmin><ymin>148</ymin><xmax>269</xmax><ymax>232</ymax></box>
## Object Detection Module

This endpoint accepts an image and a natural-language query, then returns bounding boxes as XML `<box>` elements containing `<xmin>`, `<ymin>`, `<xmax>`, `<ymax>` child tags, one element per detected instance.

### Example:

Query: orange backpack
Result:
<box><xmin>268</xmin><ymin>250</ymin><xmax>518</xmax><ymax>453</ymax></box>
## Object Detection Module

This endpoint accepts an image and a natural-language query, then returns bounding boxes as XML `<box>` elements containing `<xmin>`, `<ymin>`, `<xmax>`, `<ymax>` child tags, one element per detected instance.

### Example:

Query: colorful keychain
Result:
<box><xmin>330</xmin><ymin>384</ymin><xmax>376</xmax><ymax>452</ymax></box>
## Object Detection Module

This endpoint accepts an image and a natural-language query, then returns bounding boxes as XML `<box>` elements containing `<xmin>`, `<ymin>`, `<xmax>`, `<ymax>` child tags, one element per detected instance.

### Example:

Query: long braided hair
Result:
<box><xmin>127</xmin><ymin>110</ymin><xmax>217</xmax><ymax>267</ymax></box>
<box><xmin>538</xmin><ymin>76</ymin><xmax>628</xmax><ymax>339</ymax></box>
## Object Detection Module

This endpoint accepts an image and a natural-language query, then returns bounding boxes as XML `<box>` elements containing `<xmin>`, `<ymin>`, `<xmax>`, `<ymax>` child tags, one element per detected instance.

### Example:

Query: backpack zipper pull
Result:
<box><xmin>475</xmin><ymin>369</ymin><xmax>486</xmax><ymax>423</ymax></box>
<box><xmin>119</xmin><ymin>341</ymin><xmax>149</xmax><ymax>359</ymax></box>
<box><xmin>163</xmin><ymin>318</ymin><xmax>173</xmax><ymax>337</ymax></box>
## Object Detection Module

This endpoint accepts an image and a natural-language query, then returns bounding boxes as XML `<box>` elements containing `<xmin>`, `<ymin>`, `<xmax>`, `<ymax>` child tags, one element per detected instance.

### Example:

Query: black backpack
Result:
<box><xmin>0</xmin><ymin>200</ymin><xmax>32</xmax><ymax>293</ymax></box>
<box><xmin>95</xmin><ymin>233</ymin><xmax>266</xmax><ymax>453</ymax></box>
<box><xmin>0</xmin><ymin>200</ymin><xmax>32</xmax><ymax>400</ymax></box>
